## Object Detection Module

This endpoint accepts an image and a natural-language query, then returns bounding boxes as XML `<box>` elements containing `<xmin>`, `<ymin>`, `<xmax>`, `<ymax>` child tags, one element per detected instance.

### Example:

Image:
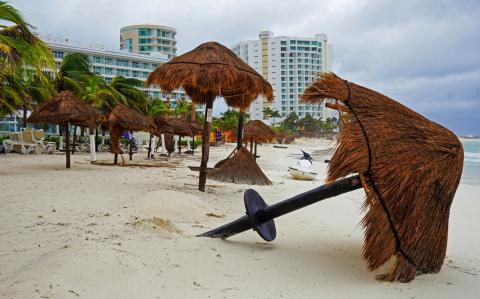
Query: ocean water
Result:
<box><xmin>461</xmin><ymin>139</ymin><xmax>480</xmax><ymax>186</ymax></box>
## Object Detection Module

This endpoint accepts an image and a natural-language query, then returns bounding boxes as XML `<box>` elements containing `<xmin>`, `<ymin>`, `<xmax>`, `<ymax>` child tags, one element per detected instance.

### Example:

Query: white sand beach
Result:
<box><xmin>1</xmin><ymin>139</ymin><xmax>479</xmax><ymax>298</ymax></box>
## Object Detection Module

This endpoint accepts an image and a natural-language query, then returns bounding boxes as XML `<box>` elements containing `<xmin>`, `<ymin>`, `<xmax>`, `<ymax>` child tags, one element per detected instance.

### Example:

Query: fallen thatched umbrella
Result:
<box><xmin>27</xmin><ymin>91</ymin><xmax>104</xmax><ymax>168</ymax></box>
<box><xmin>243</xmin><ymin>120</ymin><xmax>276</xmax><ymax>159</ymax></box>
<box><xmin>103</xmin><ymin>104</ymin><xmax>155</xmax><ymax>164</ymax></box>
<box><xmin>147</xmin><ymin>41</ymin><xmax>273</xmax><ymax>191</ymax></box>
<box><xmin>198</xmin><ymin>73</ymin><xmax>463</xmax><ymax>282</ymax></box>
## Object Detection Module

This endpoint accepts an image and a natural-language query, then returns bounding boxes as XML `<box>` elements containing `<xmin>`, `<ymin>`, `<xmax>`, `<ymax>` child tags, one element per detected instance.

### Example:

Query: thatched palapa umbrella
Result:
<box><xmin>103</xmin><ymin>104</ymin><xmax>155</xmax><ymax>164</ymax></box>
<box><xmin>299</xmin><ymin>73</ymin><xmax>464</xmax><ymax>282</ymax></box>
<box><xmin>27</xmin><ymin>91</ymin><xmax>104</xmax><ymax>168</ymax></box>
<box><xmin>208</xmin><ymin>119</ymin><xmax>275</xmax><ymax>185</ymax></box>
<box><xmin>243</xmin><ymin>120</ymin><xmax>276</xmax><ymax>158</ymax></box>
<box><xmin>147</xmin><ymin>41</ymin><xmax>273</xmax><ymax>191</ymax></box>
<box><xmin>198</xmin><ymin>72</ymin><xmax>463</xmax><ymax>283</ymax></box>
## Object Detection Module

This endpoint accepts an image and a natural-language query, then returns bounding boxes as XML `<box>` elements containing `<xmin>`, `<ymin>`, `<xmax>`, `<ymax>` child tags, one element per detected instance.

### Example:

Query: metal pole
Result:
<box><xmin>198</xmin><ymin>175</ymin><xmax>362</xmax><ymax>239</ymax></box>
<box><xmin>199</xmin><ymin>99</ymin><xmax>213</xmax><ymax>192</ymax></box>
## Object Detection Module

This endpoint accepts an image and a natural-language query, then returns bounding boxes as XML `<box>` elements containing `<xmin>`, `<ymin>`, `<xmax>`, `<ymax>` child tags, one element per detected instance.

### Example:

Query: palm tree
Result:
<box><xmin>108</xmin><ymin>76</ymin><xmax>147</xmax><ymax>112</ymax></box>
<box><xmin>270</xmin><ymin>108</ymin><xmax>281</xmax><ymax>125</ymax></box>
<box><xmin>0</xmin><ymin>1</ymin><xmax>55</xmax><ymax>117</ymax></box>
<box><xmin>55</xmin><ymin>52</ymin><xmax>91</xmax><ymax>96</ymax></box>
<box><xmin>173</xmin><ymin>99</ymin><xmax>190</xmax><ymax>119</ymax></box>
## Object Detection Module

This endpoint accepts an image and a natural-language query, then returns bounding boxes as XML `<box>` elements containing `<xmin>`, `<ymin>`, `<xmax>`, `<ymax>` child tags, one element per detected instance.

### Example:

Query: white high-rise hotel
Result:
<box><xmin>232</xmin><ymin>31</ymin><xmax>332</xmax><ymax>121</ymax></box>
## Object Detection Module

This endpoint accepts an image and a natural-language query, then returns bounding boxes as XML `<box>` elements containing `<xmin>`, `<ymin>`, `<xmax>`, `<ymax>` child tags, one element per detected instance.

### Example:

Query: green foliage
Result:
<box><xmin>145</xmin><ymin>98</ymin><xmax>169</xmax><ymax>117</ymax></box>
<box><xmin>212</xmin><ymin>109</ymin><xmax>250</xmax><ymax>131</ymax></box>
<box><xmin>277</xmin><ymin>111</ymin><xmax>340</xmax><ymax>133</ymax></box>
<box><xmin>0</xmin><ymin>1</ymin><xmax>55</xmax><ymax>117</ymax></box>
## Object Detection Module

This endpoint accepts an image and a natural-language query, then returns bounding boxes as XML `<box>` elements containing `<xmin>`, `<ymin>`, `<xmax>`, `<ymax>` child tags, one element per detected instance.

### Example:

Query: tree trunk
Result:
<box><xmin>237</xmin><ymin>110</ymin><xmax>244</xmax><ymax>150</ymax></box>
<box><xmin>65</xmin><ymin>123</ymin><xmax>71</xmax><ymax>168</ymax></box>
<box><xmin>191</xmin><ymin>102</ymin><xmax>196</xmax><ymax>122</ymax></box>
<box><xmin>199</xmin><ymin>99</ymin><xmax>214</xmax><ymax>192</ymax></box>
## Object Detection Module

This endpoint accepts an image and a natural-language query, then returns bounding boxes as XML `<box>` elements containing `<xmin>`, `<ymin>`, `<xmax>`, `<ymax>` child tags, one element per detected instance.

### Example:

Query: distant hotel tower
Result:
<box><xmin>120</xmin><ymin>25</ymin><xmax>177</xmax><ymax>59</ymax></box>
<box><xmin>232</xmin><ymin>31</ymin><xmax>332</xmax><ymax>121</ymax></box>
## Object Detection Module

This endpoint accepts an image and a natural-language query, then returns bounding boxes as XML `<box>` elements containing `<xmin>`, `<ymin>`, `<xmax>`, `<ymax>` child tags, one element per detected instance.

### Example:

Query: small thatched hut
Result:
<box><xmin>300</xmin><ymin>72</ymin><xmax>463</xmax><ymax>282</ymax></box>
<box><xmin>165</xmin><ymin>117</ymin><xmax>194</xmax><ymax>154</ymax></box>
<box><xmin>103</xmin><ymin>104</ymin><xmax>155</xmax><ymax>164</ymax></box>
<box><xmin>147</xmin><ymin>41</ymin><xmax>273</xmax><ymax>191</ymax></box>
<box><xmin>27</xmin><ymin>91</ymin><xmax>103</xmax><ymax>168</ymax></box>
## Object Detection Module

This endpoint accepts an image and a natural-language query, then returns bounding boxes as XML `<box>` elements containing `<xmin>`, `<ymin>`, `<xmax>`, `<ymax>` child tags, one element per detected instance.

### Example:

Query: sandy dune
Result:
<box><xmin>1</xmin><ymin>139</ymin><xmax>479</xmax><ymax>298</ymax></box>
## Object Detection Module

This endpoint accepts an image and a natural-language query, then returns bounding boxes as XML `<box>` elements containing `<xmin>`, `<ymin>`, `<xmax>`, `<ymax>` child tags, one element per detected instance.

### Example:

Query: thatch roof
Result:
<box><xmin>146</xmin><ymin>42</ymin><xmax>274</xmax><ymax>109</ymax></box>
<box><xmin>165</xmin><ymin>117</ymin><xmax>193</xmax><ymax>137</ymax></box>
<box><xmin>103</xmin><ymin>104</ymin><xmax>155</xmax><ymax>132</ymax></box>
<box><xmin>243</xmin><ymin>120</ymin><xmax>276</xmax><ymax>142</ymax></box>
<box><xmin>27</xmin><ymin>91</ymin><xmax>103</xmax><ymax>126</ymax></box>
<box><xmin>190</xmin><ymin>121</ymin><xmax>203</xmax><ymax>135</ymax></box>
<box><xmin>301</xmin><ymin>72</ymin><xmax>463</xmax><ymax>282</ymax></box>
<box><xmin>209</xmin><ymin>147</ymin><xmax>271</xmax><ymax>185</ymax></box>
<box><xmin>153</xmin><ymin>116</ymin><xmax>174</xmax><ymax>135</ymax></box>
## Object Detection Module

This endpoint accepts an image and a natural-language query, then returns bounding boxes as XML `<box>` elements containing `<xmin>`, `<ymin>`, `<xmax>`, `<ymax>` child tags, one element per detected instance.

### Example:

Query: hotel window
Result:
<box><xmin>93</xmin><ymin>56</ymin><xmax>102</xmax><ymax>64</ymax></box>
<box><xmin>290</xmin><ymin>46</ymin><xmax>296</xmax><ymax>50</ymax></box>
<box><xmin>280</xmin><ymin>47</ymin><xmax>287</xmax><ymax>51</ymax></box>
<box><xmin>281</xmin><ymin>41</ymin><xmax>286</xmax><ymax>45</ymax></box>
<box><xmin>153</xmin><ymin>91</ymin><xmax>159</xmax><ymax>98</ymax></box>
<box><xmin>139</xmin><ymin>28</ymin><xmax>152</xmax><ymax>36</ymax></box>
<box><xmin>53</xmin><ymin>51</ymin><xmax>64</xmax><ymax>59</ymax></box>
<box><xmin>93</xmin><ymin>66</ymin><xmax>102</xmax><ymax>74</ymax></box>
<box><xmin>280</xmin><ymin>53</ymin><xmax>285</xmax><ymax>57</ymax></box>
<box><xmin>281</xmin><ymin>77</ymin><xmax>285</xmax><ymax>81</ymax></box>
<box><xmin>132</xmin><ymin>61</ymin><xmax>140</xmax><ymax>68</ymax></box>
<box><xmin>289</xmin><ymin>95</ymin><xmax>294</xmax><ymax>99</ymax></box>
<box><xmin>281</xmin><ymin>89</ymin><xmax>286</xmax><ymax>93</ymax></box>
<box><xmin>281</xmin><ymin>83</ymin><xmax>286</xmax><ymax>87</ymax></box>
<box><xmin>116</xmin><ymin>59</ymin><xmax>128</xmax><ymax>67</ymax></box>
<box><xmin>132</xmin><ymin>70</ymin><xmax>139</xmax><ymax>78</ymax></box>
<box><xmin>290</xmin><ymin>40</ymin><xmax>296</xmax><ymax>44</ymax></box>
<box><xmin>105</xmin><ymin>67</ymin><xmax>113</xmax><ymax>75</ymax></box>
<box><xmin>289</xmin><ymin>77</ymin><xmax>293</xmax><ymax>81</ymax></box>
<box><xmin>281</xmin><ymin>95</ymin><xmax>286</xmax><ymax>99</ymax></box>
<box><xmin>143</xmin><ymin>72</ymin><xmax>149</xmax><ymax>78</ymax></box>
<box><xmin>104</xmin><ymin>57</ymin><xmax>113</xmax><ymax>65</ymax></box>
<box><xmin>142</xmin><ymin>63</ymin><xmax>150</xmax><ymax>69</ymax></box>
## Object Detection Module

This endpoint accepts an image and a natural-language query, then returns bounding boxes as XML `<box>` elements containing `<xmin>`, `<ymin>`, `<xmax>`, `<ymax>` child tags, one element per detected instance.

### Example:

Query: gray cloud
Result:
<box><xmin>10</xmin><ymin>0</ymin><xmax>480</xmax><ymax>134</ymax></box>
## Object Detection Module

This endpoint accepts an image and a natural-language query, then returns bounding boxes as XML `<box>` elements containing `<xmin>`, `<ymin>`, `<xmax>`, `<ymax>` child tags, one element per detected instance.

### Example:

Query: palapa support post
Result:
<box><xmin>147</xmin><ymin>133</ymin><xmax>153</xmax><ymax>159</ymax></box>
<box><xmin>89</xmin><ymin>125</ymin><xmax>96</xmax><ymax>164</ymax></box>
<box><xmin>178</xmin><ymin>136</ymin><xmax>182</xmax><ymax>154</ymax></box>
<box><xmin>254</xmin><ymin>141</ymin><xmax>258</xmax><ymax>160</ymax></box>
<box><xmin>114</xmin><ymin>153</ymin><xmax>118</xmax><ymax>165</ymax></box>
<box><xmin>199</xmin><ymin>98</ymin><xmax>214</xmax><ymax>192</ymax></box>
<box><xmin>237</xmin><ymin>110</ymin><xmax>244</xmax><ymax>150</ymax></box>
<box><xmin>95</xmin><ymin>126</ymin><xmax>99</xmax><ymax>152</ymax></box>
<box><xmin>198</xmin><ymin>175</ymin><xmax>362</xmax><ymax>241</ymax></box>
<box><xmin>65</xmin><ymin>123</ymin><xmax>70</xmax><ymax>168</ymax></box>
<box><xmin>72</xmin><ymin>125</ymin><xmax>77</xmax><ymax>155</ymax></box>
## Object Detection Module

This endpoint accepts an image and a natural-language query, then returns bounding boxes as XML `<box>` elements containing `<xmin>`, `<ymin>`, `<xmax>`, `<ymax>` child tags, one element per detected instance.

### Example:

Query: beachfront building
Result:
<box><xmin>0</xmin><ymin>35</ymin><xmax>186</xmax><ymax>133</ymax></box>
<box><xmin>232</xmin><ymin>31</ymin><xmax>333</xmax><ymax>122</ymax></box>
<box><xmin>120</xmin><ymin>25</ymin><xmax>177</xmax><ymax>59</ymax></box>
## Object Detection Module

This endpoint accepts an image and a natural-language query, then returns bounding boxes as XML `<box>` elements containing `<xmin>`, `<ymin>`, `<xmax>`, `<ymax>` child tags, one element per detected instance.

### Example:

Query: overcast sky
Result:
<box><xmin>10</xmin><ymin>0</ymin><xmax>480</xmax><ymax>135</ymax></box>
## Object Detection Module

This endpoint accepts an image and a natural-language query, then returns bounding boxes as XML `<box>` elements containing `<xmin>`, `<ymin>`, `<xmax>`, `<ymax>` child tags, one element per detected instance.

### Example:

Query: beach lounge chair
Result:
<box><xmin>3</xmin><ymin>131</ymin><xmax>36</xmax><ymax>154</ymax></box>
<box><xmin>22</xmin><ymin>128</ymin><xmax>43</xmax><ymax>154</ymax></box>
<box><xmin>32</xmin><ymin>129</ymin><xmax>56</xmax><ymax>154</ymax></box>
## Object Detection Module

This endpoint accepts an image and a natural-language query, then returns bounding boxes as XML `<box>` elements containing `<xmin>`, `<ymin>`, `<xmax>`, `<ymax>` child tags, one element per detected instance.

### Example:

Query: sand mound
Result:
<box><xmin>135</xmin><ymin>190</ymin><xmax>209</xmax><ymax>223</ymax></box>
<box><xmin>133</xmin><ymin>217</ymin><xmax>181</xmax><ymax>234</ymax></box>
